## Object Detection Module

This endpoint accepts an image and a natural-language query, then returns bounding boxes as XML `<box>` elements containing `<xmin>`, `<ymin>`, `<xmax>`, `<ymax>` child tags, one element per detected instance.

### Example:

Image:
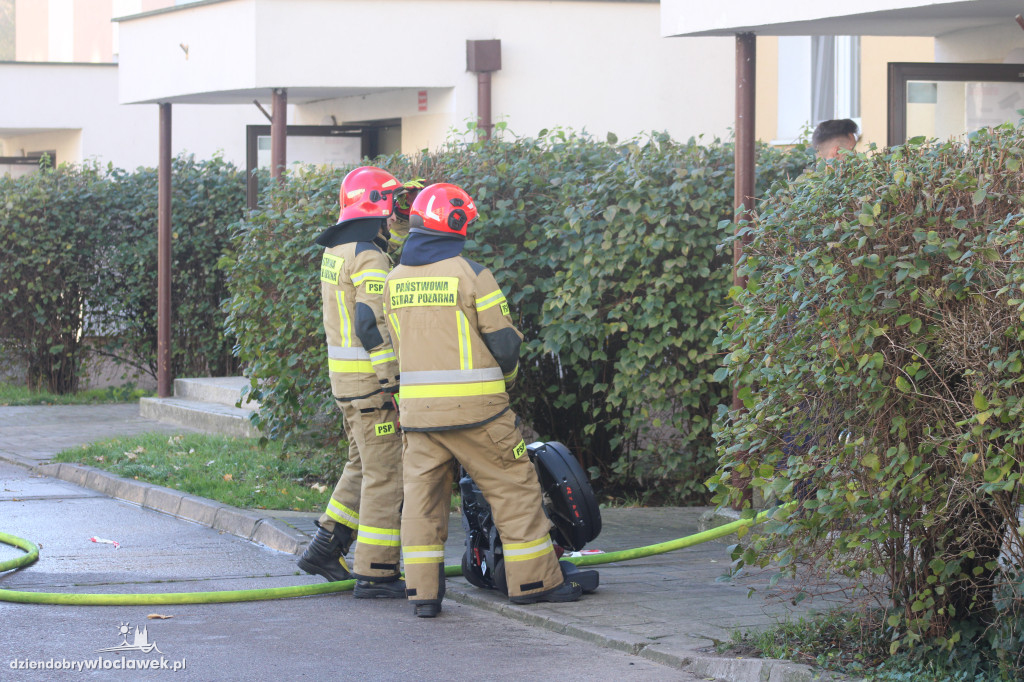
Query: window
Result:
<box><xmin>888</xmin><ymin>62</ymin><xmax>1024</xmax><ymax>146</ymax></box>
<box><xmin>777</xmin><ymin>36</ymin><xmax>861</xmax><ymax>143</ymax></box>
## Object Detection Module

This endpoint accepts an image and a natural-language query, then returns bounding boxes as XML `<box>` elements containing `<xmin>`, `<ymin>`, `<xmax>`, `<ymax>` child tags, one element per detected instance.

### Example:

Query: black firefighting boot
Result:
<box><xmin>354</xmin><ymin>577</ymin><xmax>407</xmax><ymax>599</ymax></box>
<box><xmin>508</xmin><ymin>579</ymin><xmax>583</xmax><ymax>605</ymax></box>
<box><xmin>412</xmin><ymin>564</ymin><xmax>446</xmax><ymax>618</ymax></box>
<box><xmin>297</xmin><ymin>521</ymin><xmax>353</xmax><ymax>582</ymax></box>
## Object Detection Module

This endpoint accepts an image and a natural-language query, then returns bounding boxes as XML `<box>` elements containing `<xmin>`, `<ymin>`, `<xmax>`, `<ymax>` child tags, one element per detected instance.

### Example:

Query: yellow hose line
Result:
<box><xmin>0</xmin><ymin>504</ymin><xmax>792</xmax><ymax>605</ymax></box>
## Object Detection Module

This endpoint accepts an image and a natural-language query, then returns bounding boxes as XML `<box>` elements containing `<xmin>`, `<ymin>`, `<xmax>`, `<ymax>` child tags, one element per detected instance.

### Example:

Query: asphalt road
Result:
<box><xmin>0</xmin><ymin>462</ymin><xmax>699</xmax><ymax>681</ymax></box>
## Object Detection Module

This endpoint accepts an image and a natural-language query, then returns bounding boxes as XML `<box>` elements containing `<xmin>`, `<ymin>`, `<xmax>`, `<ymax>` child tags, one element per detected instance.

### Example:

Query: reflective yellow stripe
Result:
<box><xmin>370</xmin><ymin>348</ymin><xmax>396</xmax><ymax>365</ymax></box>
<box><xmin>400</xmin><ymin>380</ymin><xmax>506</xmax><ymax>400</ymax></box>
<box><xmin>456</xmin><ymin>310</ymin><xmax>472</xmax><ymax>371</ymax></box>
<box><xmin>476</xmin><ymin>289</ymin><xmax>506</xmax><ymax>312</ymax></box>
<box><xmin>328</xmin><ymin>359</ymin><xmax>374</xmax><ymax>373</ymax></box>
<box><xmin>403</xmin><ymin>545</ymin><xmax>444</xmax><ymax>564</ymax></box>
<box><xmin>388</xmin><ymin>313</ymin><xmax>400</xmax><ymax>341</ymax></box>
<box><xmin>504</xmin><ymin>535</ymin><xmax>554</xmax><ymax>562</ymax></box>
<box><xmin>503</xmin><ymin>364</ymin><xmax>518</xmax><ymax>384</ymax></box>
<box><xmin>328</xmin><ymin>344</ymin><xmax>371</xmax><ymax>361</ymax></box>
<box><xmin>352</xmin><ymin>269</ymin><xmax>387</xmax><ymax>285</ymax></box>
<box><xmin>336</xmin><ymin>291</ymin><xmax>351</xmax><ymax>347</ymax></box>
<box><xmin>402</xmin><ymin>368</ymin><xmax>503</xmax><ymax>385</ymax></box>
<box><xmin>326</xmin><ymin>499</ymin><xmax>359</xmax><ymax>529</ymax></box>
<box><xmin>357</xmin><ymin>524</ymin><xmax>401</xmax><ymax>547</ymax></box>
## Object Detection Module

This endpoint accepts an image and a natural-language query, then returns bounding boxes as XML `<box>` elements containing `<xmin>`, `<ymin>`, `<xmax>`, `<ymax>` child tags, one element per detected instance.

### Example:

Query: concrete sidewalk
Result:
<box><xmin>0</xmin><ymin>404</ymin><xmax>851</xmax><ymax>681</ymax></box>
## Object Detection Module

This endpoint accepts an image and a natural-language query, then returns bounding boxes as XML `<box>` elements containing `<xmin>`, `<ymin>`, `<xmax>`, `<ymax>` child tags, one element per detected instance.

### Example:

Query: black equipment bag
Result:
<box><xmin>460</xmin><ymin>441</ymin><xmax>601</xmax><ymax>594</ymax></box>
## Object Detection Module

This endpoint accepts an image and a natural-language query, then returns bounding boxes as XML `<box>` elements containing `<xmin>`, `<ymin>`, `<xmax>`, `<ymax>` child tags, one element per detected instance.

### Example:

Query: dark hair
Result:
<box><xmin>812</xmin><ymin>119</ymin><xmax>859</xmax><ymax>147</ymax></box>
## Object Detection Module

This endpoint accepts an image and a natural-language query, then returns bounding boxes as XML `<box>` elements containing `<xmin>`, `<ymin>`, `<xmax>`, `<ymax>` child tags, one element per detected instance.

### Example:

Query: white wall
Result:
<box><xmin>118</xmin><ymin>0</ymin><xmax>737</xmax><ymax>149</ymax></box>
<box><xmin>0</xmin><ymin>63</ymin><xmax>271</xmax><ymax>168</ymax></box>
<box><xmin>934</xmin><ymin>23</ymin><xmax>1024</xmax><ymax>63</ymax></box>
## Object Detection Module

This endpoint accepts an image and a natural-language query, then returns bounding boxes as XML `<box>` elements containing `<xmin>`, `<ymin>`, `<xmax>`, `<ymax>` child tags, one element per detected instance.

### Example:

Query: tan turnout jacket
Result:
<box><xmin>383</xmin><ymin>256</ymin><xmax>522</xmax><ymax>431</ymax></box>
<box><xmin>321</xmin><ymin>241</ymin><xmax>400</xmax><ymax>400</ymax></box>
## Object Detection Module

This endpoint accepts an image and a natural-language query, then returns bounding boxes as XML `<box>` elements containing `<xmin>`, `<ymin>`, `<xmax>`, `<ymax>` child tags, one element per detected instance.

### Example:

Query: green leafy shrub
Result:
<box><xmin>225</xmin><ymin>130</ymin><xmax>813</xmax><ymax>500</ymax></box>
<box><xmin>0</xmin><ymin>163</ymin><xmax>111</xmax><ymax>392</ymax></box>
<box><xmin>711</xmin><ymin>127</ymin><xmax>1024</xmax><ymax>675</ymax></box>
<box><xmin>89</xmin><ymin>154</ymin><xmax>245</xmax><ymax>379</ymax></box>
<box><xmin>0</xmin><ymin>156</ymin><xmax>245</xmax><ymax>393</ymax></box>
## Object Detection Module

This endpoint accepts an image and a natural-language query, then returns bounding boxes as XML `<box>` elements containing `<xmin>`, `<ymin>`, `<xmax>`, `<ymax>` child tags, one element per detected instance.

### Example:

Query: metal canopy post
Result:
<box><xmin>731</xmin><ymin>33</ymin><xmax>756</xmax><ymax>506</ymax></box>
<box><xmin>271</xmin><ymin>88</ymin><xmax>287</xmax><ymax>179</ymax></box>
<box><xmin>731</xmin><ymin>32</ymin><xmax>756</xmax><ymax>414</ymax></box>
<box><xmin>157</xmin><ymin>102</ymin><xmax>172</xmax><ymax>398</ymax></box>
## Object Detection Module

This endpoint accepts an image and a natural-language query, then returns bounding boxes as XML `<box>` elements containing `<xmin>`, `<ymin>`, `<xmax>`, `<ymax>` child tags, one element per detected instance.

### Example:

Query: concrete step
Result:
<box><xmin>139</xmin><ymin>396</ymin><xmax>261</xmax><ymax>439</ymax></box>
<box><xmin>173</xmin><ymin>376</ymin><xmax>259</xmax><ymax>409</ymax></box>
<box><xmin>139</xmin><ymin>376</ymin><xmax>261</xmax><ymax>438</ymax></box>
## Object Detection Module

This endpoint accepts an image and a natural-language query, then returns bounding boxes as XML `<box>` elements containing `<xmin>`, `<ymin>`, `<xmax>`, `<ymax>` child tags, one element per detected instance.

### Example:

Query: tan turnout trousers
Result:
<box><xmin>400</xmin><ymin>409</ymin><xmax>563</xmax><ymax>602</ymax></box>
<box><xmin>319</xmin><ymin>393</ymin><xmax>402</xmax><ymax>579</ymax></box>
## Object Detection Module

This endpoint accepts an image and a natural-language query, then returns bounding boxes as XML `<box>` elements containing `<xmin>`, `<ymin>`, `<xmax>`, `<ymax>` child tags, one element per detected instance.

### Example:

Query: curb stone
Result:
<box><xmin>441</xmin><ymin>581</ymin><xmax>860</xmax><ymax>682</ymax></box>
<box><xmin>17</xmin><ymin>457</ymin><xmax>858</xmax><ymax>682</ymax></box>
<box><xmin>27</xmin><ymin>461</ymin><xmax>309</xmax><ymax>555</ymax></box>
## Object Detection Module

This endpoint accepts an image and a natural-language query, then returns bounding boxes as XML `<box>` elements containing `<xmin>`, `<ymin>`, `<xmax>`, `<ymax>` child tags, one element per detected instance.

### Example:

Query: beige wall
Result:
<box><xmin>755</xmin><ymin>36</ymin><xmax>779</xmax><ymax>145</ymax></box>
<box><xmin>860</xmin><ymin>36</ymin><xmax>933</xmax><ymax>150</ymax></box>
<box><xmin>73</xmin><ymin>0</ymin><xmax>114</xmax><ymax>62</ymax></box>
<box><xmin>11</xmin><ymin>0</ymin><xmax>171</xmax><ymax>63</ymax></box>
<box><xmin>14</xmin><ymin>0</ymin><xmax>46</xmax><ymax>61</ymax></box>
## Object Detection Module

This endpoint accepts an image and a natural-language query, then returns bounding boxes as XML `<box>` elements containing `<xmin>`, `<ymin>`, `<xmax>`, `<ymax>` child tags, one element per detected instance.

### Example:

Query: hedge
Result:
<box><xmin>0</xmin><ymin>156</ymin><xmax>245</xmax><ymax>392</ymax></box>
<box><xmin>712</xmin><ymin>127</ymin><xmax>1024</xmax><ymax>675</ymax></box>
<box><xmin>224</xmin><ymin>130</ymin><xmax>814</xmax><ymax>502</ymax></box>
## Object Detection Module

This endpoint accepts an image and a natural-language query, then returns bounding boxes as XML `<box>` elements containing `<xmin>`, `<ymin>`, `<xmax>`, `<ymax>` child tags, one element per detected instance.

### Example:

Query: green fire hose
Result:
<box><xmin>0</xmin><ymin>504</ymin><xmax>791</xmax><ymax>606</ymax></box>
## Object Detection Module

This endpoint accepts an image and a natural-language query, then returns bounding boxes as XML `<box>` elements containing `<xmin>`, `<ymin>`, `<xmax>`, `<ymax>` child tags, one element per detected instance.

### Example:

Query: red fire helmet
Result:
<box><xmin>408</xmin><ymin>183</ymin><xmax>478</xmax><ymax>239</ymax></box>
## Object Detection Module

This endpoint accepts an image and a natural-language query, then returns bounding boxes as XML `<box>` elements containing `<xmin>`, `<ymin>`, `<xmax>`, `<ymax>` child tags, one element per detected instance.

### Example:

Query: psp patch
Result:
<box><xmin>376</xmin><ymin>422</ymin><xmax>396</xmax><ymax>437</ymax></box>
<box><xmin>365</xmin><ymin>281</ymin><xmax>384</xmax><ymax>295</ymax></box>
<box><xmin>513</xmin><ymin>440</ymin><xmax>526</xmax><ymax>459</ymax></box>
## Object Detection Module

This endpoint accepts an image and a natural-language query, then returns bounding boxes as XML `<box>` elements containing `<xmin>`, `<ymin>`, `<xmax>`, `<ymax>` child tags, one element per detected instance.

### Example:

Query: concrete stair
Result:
<box><xmin>139</xmin><ymin>377</ymin><xmax>261</xmax><ymax>438</ymax></box>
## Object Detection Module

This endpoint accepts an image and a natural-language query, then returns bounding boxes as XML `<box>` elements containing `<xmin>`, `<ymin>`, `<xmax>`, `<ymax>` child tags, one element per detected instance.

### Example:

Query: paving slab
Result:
<box><xmin>0</xmin><ymin>404</ymin><xmax>860</xmax><ymax>681</ymax></box>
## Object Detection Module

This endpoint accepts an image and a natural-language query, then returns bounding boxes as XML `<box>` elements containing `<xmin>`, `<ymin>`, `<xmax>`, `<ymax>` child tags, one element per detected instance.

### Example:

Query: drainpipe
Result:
<box><xmin>466</xmin><ymin>40</ymin><xmax>501</xmax><ymax>140</ymax></box>
<box><xmin>271</xmin><ymin>88</ymin><xmax>287</xmax><ymax>179</ymax></box>
<box><xmin>157</xmin><ymin>103</ymin><xmax>172</xmax><ymax>398</ymax></box>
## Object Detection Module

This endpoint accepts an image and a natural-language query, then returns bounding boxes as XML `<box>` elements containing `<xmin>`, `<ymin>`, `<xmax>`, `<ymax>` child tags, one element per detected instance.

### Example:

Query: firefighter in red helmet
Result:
<box><xmin>383</xmin><ymin>183</ymin><xmax>583</xmax><ymax>618</ymax></box>
<box><xmin>298</xmin><ymin>165</ymin><xmax>418</xmax><ymax>598</ymax></box>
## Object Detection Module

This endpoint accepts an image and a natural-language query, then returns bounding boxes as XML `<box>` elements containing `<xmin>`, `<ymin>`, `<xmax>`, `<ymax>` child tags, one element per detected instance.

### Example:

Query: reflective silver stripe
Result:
<box><xmin>401</xmin><ymin>368</ymin><xmax>504</xmax><ymax>385</ymax></box>
<box><xmin>327</xmin><ymin>344</ymin><xmax>371</xmax><ymax>361</ymax></box>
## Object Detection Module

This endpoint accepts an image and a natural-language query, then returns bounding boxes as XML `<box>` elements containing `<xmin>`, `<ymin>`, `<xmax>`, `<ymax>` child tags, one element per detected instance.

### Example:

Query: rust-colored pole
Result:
<box><xmin>732</xmin><ymin>33</ymin><xmax>756</xmax><ymax>508</ymax></box>
<box><xmin>731</xmin><ymin>33</ymin><xmax>756</xmax><ymax>414</ymax></box>
<box><xmin>157</xmin><ymin>102</ymin><xmax>172</xmax><ymax>398</ymax></box>
<box><xmin>271</xmin><ymin>88</ymin><xmax>287</xmax><ymax>179</ymax></box>
<box><xmin>477</xmin><ymin>71</ymin><xmax>492</xmax><ymax>140</ymax></box>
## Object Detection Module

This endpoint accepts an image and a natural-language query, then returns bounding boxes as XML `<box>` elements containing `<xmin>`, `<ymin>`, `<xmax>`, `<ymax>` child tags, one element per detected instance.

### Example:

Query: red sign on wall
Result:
<box><xmin>418</xmin><ymin>90</ymin><xmax>428</xmax><ymax>112</ymax></box>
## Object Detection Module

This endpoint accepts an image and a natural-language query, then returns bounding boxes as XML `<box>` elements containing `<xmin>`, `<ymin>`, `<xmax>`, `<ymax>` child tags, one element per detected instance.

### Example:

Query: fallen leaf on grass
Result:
<box><xmin>310</xmin><ymin>483</ymin><xmax>328</xmax><ymax>493</ymax></box>
<box><xmin>94</xmin><ymin>456</ymin><xmax>105</xmax><ymax>463</ymax></box>
<box><xmin>223</xmin><ymin>474</ymin><xmax>233</xmax><ymax>482</ymax></box>
<box><xmin>123</xmin><ymin>452</ymin><xmax>137</xmax><ymax>461</ymax></box>
<box><xmin>147</xmin><ymin>614</ymin><xmax>173</xmax><ymax>620</ymax></box>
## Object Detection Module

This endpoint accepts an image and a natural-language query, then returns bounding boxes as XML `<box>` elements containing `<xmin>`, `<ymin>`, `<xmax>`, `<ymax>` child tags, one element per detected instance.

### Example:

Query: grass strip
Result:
<box><xmin>0</xmin><ymin>382</ymin><xmax>152</xmax><ymax>406</ymax></box>
<box><xmin>54</xmin><ymin>432</ymin><xmax>342</xmax><ymax>512</ymax></box>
